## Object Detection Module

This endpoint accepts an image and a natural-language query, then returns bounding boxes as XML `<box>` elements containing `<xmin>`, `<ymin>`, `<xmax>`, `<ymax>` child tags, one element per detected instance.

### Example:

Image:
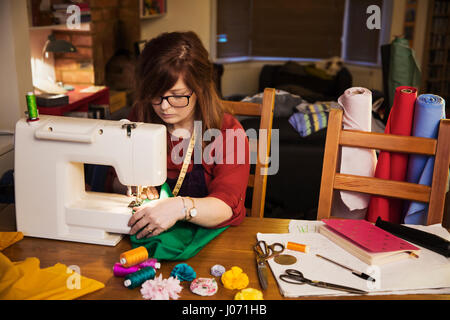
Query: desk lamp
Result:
<box><xmin>40</xmin><ymin>34</ymin><xmax>77</xmax><ymax>92</ymax></box>
<box><xmin>43</xmin><ymin>34</ymin><xmax>77</xmax><ymax>57</ymax></box>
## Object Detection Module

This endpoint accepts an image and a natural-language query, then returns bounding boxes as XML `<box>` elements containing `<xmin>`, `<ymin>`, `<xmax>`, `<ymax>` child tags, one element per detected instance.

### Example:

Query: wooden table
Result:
<box><xmin>2</xmin><ymin>214</ymin><xmax>449</xmax><ymax>300</ymax></box>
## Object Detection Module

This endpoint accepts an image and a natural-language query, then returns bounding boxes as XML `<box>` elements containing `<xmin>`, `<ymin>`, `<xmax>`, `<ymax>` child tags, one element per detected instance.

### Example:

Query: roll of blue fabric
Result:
<box><xmin>404</xmin><ymin>94</ymin><xmax>446</xmax><ymax>225</ymax></box>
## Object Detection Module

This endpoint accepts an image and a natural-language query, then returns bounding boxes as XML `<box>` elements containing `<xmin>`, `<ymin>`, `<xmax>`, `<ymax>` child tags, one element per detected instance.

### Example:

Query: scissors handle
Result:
<box><xmin>279</xmin><ymin>274</ymin><xmax>307</xmax><ymax>285</ymax></box>
<box><xmin>254</xmin><ymin>240</ymin><xmax>269</xmax><ymax>258</ymax></box>
<box><xmin>285</xmin><ymin>269</ymin><xmax>302</xmax><ymax>276</ymax></box>
<box><xmin>254</xmin><ymin>241</ymin><xmax>285</xmax><ymax>260</ymax></box>
<box><xmin>269</xmin><ymin>242</ymin><xmax>285</xmax><ymax>255</ymax></box>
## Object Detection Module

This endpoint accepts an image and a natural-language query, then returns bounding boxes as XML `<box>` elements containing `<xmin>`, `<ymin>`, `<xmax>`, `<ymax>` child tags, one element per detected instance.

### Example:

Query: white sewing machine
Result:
<box><xmin>14</xmin><ymin>115</ymin><xmax>166</xmax><ymax>246</ymax></box>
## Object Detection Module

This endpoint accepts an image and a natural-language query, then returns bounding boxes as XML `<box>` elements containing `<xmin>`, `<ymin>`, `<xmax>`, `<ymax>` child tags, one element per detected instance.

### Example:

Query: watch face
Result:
<box><xmin>190</xmin><ymin>208</ymin><xmax>198</xmax><ymax>217</ymax></box>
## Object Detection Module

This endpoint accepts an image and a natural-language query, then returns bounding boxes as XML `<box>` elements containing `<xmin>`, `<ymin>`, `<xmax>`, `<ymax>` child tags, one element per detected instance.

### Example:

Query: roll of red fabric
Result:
<box><xmin>366</xmin><ymin>86</ymin><xmax>417</xmax><ymax>223</ymax></box>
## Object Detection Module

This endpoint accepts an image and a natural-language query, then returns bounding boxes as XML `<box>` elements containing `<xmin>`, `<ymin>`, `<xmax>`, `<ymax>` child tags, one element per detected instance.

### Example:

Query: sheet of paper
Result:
<box><xmin>257</xmin><ymin>226</ymin><xmax>450</xmax><ymax>297</ymax></box>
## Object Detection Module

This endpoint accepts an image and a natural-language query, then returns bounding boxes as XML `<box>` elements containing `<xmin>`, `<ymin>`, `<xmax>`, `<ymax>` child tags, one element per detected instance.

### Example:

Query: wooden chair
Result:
<box><xmin>220</xmin><ymin>88</ymin><xmax>276</xmax><ymax>218</ymax></box>
<box><xmin>317</xmin><ymin>108</ymin><xmax>450</xmax><ymax>226</ymax></box>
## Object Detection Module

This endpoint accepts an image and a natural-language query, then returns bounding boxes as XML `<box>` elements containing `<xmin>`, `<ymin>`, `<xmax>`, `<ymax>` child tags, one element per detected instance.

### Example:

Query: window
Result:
<box><xmin>342</xmin><ymin>0</ymin><xmax>391</xmax><ymax>65</ymax></box>
<box><xmin>216</xmin><ymin>0</ymin><xmax>251</xmax><ymax>58</ymax></box>
<box><xmin>215</xmin><ymin>0</ymin><xmax>392</xmax><ymax>65</ymax></box>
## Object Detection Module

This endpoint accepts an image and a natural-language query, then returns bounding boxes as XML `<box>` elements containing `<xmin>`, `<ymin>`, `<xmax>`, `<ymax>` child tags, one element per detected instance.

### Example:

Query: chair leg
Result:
<box><xmin>427</xmin><ymin>120</ymin><xmax>450</xmax><ymax>225</ymax></box>
<box><xmin>317</xmin><ymin>109</ymin><xmax>343</xmax><ymax>221</ymax></box>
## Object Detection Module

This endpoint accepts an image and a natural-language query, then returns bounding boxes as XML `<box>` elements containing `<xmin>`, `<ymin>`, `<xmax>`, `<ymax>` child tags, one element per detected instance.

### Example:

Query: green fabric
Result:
<box><xmin>130</xmin><ymin>182</ymin><xmax>229</xmax><ymax>261</ymax></box>
<box><xmin>387</xmin><ymin>37</ymin><xmax>421</xmax><ymax>115</ymax></box>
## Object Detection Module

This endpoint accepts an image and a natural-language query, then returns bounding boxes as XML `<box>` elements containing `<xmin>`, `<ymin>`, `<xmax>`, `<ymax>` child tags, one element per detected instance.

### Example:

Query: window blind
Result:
<box><xmin>216</xmin><ymin>0</ymin><xmax>252</xmax><ymax>58</ymax></box>
<box><xmin>251</xmin><ymin>0</ymin><xmax>345</xmax><ymax>58</ymax></box>
<box><xmin>344</xmin><ymin>0</ymin><xmax>382</xmax><ymax>63</ymax></box>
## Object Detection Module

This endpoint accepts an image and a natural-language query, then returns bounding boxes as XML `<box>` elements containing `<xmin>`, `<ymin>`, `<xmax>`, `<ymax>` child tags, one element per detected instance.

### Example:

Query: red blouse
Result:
<box><xmin>129</xmin><ymin>111</ymin><xmax>250</xmax><ymax>228</ymax></box>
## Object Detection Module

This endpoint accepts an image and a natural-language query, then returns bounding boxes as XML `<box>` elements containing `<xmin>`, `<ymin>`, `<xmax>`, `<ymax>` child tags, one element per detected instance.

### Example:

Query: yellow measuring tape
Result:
<box><xmin>172</xmin><ymin>132</ymin><xmax>196</xmax><ymax>197</ymax></box>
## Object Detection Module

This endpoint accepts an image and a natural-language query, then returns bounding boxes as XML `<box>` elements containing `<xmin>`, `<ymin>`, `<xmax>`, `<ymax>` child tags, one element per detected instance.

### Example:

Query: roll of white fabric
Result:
<box><xmin>338</xmin><ymin>87</ymin><xmax>377</xmax><ymax>211</ymax></box>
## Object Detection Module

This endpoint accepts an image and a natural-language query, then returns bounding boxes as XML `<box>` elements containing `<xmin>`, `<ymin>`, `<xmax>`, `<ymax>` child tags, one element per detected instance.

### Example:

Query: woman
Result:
<box><xmin>112</xmin><ymin>31</ymin><xmax>250</xmax><ymax>239</ymax></box>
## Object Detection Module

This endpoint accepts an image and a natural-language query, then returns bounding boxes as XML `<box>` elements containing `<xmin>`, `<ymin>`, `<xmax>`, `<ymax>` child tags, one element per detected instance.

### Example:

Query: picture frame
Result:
<box><xmin>140</xmin><ymin>0</ymin><xmax>166</xmax><ymax>19</ymax></box>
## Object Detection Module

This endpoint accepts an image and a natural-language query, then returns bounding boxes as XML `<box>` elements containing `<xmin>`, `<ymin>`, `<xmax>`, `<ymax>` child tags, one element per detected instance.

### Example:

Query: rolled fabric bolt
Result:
<box><xmin>404</xmin><ymin>94</ymin><xmax>446</xmax><ymax>224</ymax></box>
<box><xmin>366</xmin><ymin>86</ymin><xmax>418</xmax><ymax>223</ymax></box>
<box><xmin>338</xmin><ymin>87</ymin><xmax>377</xmax><ymax>211</ymax></box>
<box><xmin>287</xmin><ymin>241</ymin><xmax>310</xmax><ymax>253</ymax></box>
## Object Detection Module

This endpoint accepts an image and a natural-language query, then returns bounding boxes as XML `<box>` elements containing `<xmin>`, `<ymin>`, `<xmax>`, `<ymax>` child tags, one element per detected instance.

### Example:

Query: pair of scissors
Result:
<box><xmin>279</xmin><ymin>269</ymin><xmax>368</xmax><ymax>295</ymax></box>
<box><xmin>254</xmin><ymin>240</ymin><xmax>285</xmax><ymax>290</ymax></box>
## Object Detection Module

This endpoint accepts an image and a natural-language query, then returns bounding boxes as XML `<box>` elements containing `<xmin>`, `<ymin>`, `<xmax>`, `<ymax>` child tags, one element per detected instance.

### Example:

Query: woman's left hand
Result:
<box><xmin>128</xmin><ymin>197</ymin><xmax>185</xmax><ymax>239</ymax></box>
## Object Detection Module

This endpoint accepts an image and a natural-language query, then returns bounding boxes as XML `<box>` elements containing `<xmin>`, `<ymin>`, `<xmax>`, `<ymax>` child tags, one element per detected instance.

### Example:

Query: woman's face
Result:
<box><xmin>152</xmin><ymin>76</ymin><xmax>196</xmax><ymax>128</ymax></box>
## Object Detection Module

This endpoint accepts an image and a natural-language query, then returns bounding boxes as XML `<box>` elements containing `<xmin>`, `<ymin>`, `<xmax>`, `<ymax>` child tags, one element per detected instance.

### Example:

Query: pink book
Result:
<box><xmin>319</xmin><ymin>219</ymin><xmax>420</xmax><ymax>265</ymax></box>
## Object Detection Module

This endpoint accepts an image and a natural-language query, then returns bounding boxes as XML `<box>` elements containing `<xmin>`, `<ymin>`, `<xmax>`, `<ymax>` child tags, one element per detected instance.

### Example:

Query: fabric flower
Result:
<box><xmin>190</xmin><ymin>278</ymin><xmax>218</xmax><ymax>296</ymax></box>
<box><xmin>234</xmin><ymin>288</ymin><xmax>264</xmax><ymax>300</ymax></box>
<box><xmin>221</xmin><ymin>266</ymin><xmax>249</xmax><ymax>290</ymax></box>
<box><xmin>210</xmin><ymin>264</ymin><xmax>226</xmax><ymax>277</ymax></box>
<box><xmin>170</xmin><ymin>263</ymin><xmax>196</xmax><ymax>282</ymax></box>
<box><xmin>140</xmin><ymin>274</ymin><xmax>182</xmax><ymax>300</ymax></box>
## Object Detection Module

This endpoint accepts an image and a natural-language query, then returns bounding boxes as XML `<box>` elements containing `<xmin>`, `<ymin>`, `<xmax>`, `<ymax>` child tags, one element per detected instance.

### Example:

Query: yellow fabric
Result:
<box><xmin>0</xmin><ymin>232</ymin><xmax>24</xmax><ymax>250</ymax></box>
<box><xmin>0</xmin><ymin>252</ymin><xmax>104</xmax><ymax>300</ymax></box>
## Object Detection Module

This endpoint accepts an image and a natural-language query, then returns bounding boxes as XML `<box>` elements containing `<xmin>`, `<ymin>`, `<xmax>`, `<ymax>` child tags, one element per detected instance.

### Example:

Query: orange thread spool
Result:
<box><xmin>120</xmin><ymin>246</ymin><xmax>149</xmax><ymax>268</ymax></box>
<box><xmin>287</xmin><ymin>241</ymin><xmax>310</xmax><ymax>253</ymax></box>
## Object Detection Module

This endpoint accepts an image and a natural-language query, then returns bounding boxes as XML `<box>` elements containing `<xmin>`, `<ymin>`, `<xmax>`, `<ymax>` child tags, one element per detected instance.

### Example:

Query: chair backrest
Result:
<box><xmin>220</xmin><ymin>88</ymin><xmax>276</xmax><ymax>218</ymax></box>
<box><xmin>317</xmin><ymin>108</ymin><xmax>450</xmax><ymax>225</ymax></box>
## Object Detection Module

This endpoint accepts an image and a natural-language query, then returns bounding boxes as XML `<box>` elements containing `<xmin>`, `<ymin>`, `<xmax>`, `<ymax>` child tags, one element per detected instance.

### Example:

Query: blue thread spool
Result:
<box><xmin>124</xmin><ymin>266</ymin><xmax>156</xmax><ymax>289</ymax></box>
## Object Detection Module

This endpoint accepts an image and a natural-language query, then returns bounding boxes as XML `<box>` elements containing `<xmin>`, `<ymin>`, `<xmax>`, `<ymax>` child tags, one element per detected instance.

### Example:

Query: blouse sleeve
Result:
<box><xmin>207</xmin><ymin>123</ymin><xmax>250</xmax><ymax>228</ymax></box>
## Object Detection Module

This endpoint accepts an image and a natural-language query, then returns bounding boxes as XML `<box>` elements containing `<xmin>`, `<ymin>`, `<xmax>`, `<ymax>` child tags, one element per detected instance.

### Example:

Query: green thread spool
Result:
<box><xmin>26</xmin><ymin>92</ymin><xmax>39</xmax><ymax>121</ymax></box>
<box><xmin>123</xmin><ymin>266</ymin><xmax>156</xmax><ymax>289</ymax></box>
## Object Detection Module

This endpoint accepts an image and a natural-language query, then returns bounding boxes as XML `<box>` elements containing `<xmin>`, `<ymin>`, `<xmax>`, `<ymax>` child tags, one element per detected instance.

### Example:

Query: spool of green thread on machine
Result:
<box><xmin>124</xmin><ymin>266</ymin><xmax>156</xmax><ymax>289</ymax></box>
<box><xmin>25</xmin><ymin>92</ymin><xmax>39</xmax><ymax>121</ymax></box>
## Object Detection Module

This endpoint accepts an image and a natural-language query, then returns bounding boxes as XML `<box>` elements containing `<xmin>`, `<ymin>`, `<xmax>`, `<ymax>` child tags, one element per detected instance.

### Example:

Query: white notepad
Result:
<box><xmin>257</xmin><ymin>221</ymin><xmax>450</xmax><ymax>297</ymax></box>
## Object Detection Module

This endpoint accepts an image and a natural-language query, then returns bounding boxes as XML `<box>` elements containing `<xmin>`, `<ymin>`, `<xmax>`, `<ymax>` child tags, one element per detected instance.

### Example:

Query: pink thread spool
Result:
<box><xmin>138</xmin><ymin>258</ymin><xmax>161</xmax><ymax>269</ymax></box>
<box><xmin>113</xmin><ymin>263</ymin><xmax>140</xmax><ymax>277</ymax></box>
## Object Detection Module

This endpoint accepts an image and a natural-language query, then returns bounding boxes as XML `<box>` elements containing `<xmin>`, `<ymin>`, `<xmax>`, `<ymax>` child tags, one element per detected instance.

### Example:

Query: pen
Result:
<box><xmin>316</xmin><ymin>254</ymin><xmax>376</xmax><ymax>282</ymax></box>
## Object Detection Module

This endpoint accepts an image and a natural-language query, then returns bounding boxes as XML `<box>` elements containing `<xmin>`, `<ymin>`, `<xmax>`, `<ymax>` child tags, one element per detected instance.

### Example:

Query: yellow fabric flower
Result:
<box><xmin>234</xmin><ymin>288</ymin><xmax>264</xmax><ymax>300</ymax></box>
<box><xmin>221</xmin><ymin>266</ymin><xmax>249</xmax><ymax>290</ymax></box>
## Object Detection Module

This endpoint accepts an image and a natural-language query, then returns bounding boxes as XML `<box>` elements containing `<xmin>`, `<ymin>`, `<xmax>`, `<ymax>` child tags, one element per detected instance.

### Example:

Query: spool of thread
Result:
<box><xmin>120</xmin><ymin>246</ymin><xmax>148</xmax><ymax>268</ymax></box>
<box><xmin>139</xmin><ymin>258</ymin><xmax>161</xmax><ymax>269</ymax></box>
<box><xmin>124</xmin><ymin>267</ymin><xmax>156</xmax><ymax>289</ymax></box>
<box><xmin>113</xmin><ymin>258</ymin><xmax>160</xmax><ymax>277</ymax></box>
<box><xmin>287</xmin><ymin>241</ymin><xmax>310</xmax><ymax>253</ymax></box>
<box><xmin>113</xmin><ymin>263</ymin><xmax>141</xmax><ymax>277</ymax></box>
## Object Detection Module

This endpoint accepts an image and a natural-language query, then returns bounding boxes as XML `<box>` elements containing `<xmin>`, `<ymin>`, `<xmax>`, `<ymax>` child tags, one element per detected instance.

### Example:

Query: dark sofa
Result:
<box><xmin>235</xmin><ymin>61</ymin><xmax>353</xmax><ymax>220</ymax></box>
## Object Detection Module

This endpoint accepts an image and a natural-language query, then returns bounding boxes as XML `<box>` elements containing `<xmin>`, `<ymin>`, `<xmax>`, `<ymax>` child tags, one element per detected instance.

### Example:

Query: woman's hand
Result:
<box><xmin>129</xmin><ymin>186</ymin><xmax>159</xmax><ymax>200</ymax></box>
<box><xmin>127</xmin><ymin>197</ymin><xmax>185</xmax><ymax>239</ymax></box>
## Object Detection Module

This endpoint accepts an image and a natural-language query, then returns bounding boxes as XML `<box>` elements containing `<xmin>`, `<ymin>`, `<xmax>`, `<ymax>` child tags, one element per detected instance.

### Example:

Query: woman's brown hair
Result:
<box><xmin>133</xmin><ymin>31</ymin><xmax>223</xmax><ymax>133</ymax></box>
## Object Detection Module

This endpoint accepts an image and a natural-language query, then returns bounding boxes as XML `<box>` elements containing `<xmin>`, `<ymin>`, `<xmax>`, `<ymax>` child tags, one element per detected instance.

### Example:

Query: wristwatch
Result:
<box><xmin>186</xmin><ymin>197</ymin><xmax>197</xmax><ymax>220</ymax></box>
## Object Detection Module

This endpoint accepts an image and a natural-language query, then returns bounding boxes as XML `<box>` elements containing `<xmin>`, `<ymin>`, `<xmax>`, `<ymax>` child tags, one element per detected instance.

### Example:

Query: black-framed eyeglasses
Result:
<box><xmin>151</xmin><ymin>92</ymin><xmax>194</xmax><ymax>108</ymax></box>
